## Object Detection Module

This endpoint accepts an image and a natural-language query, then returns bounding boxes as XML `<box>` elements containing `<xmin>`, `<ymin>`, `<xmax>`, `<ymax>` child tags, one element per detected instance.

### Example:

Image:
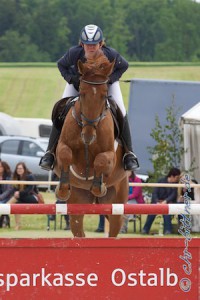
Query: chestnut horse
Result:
<box><xmin>54</xmin><ymin>53</ymin><xmax>129</xmax><ymax>237</ymax></box>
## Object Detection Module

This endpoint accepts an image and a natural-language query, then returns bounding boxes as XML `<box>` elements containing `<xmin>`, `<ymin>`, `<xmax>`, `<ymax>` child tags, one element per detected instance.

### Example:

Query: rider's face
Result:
<box><xmin>83</xmin><ymin>43</ymin><xmax>102</xmax><ymax>59</ymax></box>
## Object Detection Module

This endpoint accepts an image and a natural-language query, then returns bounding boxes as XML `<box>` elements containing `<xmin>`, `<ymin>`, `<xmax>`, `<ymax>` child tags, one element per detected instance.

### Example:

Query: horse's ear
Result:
<box><xmin>78</xmin><ymin>60</ymin><xmax>84</xmax><ymax>75</ymax></box>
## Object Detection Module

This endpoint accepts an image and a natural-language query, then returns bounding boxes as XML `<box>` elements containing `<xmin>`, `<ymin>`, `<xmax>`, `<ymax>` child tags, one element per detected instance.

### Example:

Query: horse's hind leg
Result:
<box><xmin>108</xmin><ymin>177</ymin><xmax>129</xmax><ymax>237</ymax></box>
<box><xmin>109</xmin><ymin>215</ymin><xmax>123</xmax><ymax>237</ymax></box>
<box><xmin>70</xmin><ymin>215</ymin><xmax>85</xmax><ymax>237</ymax></box>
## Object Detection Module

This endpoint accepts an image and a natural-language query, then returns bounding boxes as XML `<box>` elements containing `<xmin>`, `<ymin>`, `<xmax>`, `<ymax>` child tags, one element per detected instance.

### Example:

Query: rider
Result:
<box><xmin>39</xmin><ymin>24</ymin><xmax>139</xmax><ymax>171</ymax></box>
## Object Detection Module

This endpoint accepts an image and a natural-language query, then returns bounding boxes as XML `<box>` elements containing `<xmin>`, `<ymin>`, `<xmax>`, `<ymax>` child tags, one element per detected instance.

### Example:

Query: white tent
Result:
<box><xmin>181</xmin><ymin>102</ymin><xmax>200</xmax><ymax>182</ymax></box>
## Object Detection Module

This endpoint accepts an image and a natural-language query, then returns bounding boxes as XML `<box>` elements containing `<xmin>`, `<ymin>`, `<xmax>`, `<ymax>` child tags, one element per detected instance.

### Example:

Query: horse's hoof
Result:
<box><xmin>91</xmin><ymin>183</ymin><xmax>107</xmax><ymax>197</ymax></box>
<box><xmin>56</xmin><ymin>191</ymin><xmax>71</xmax><ymax>201</ymax></box>
<box><xmin>55</xmin><ymin>185</ymin><xmax>71</xmax><ymax>201</ymax></box>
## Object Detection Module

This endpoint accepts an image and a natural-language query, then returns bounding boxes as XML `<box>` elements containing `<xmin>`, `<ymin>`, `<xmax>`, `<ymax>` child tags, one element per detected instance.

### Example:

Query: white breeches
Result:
<box><xmin>62</xmin><ymin>83</ymin><xmax>78</xmax><ymax>98</ymax></box>
<box><xmin>62</xmin><ymin>81</ymin><xmax>126</xmax><ymax>117</ymax></box>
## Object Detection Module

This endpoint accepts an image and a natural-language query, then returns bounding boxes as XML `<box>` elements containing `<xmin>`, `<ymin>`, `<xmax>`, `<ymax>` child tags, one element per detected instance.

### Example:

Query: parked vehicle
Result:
<box><xmin>14</xmin><ymin>117</ymin><xmax>52</xmax><ymax>138</ymax></box>
<box><xmin>0</xmin><ymin>112</ymin><xmax>22</xmax><ymax>136</ymax></box>
<box><xmin>0</xmin><ymin>135</ymin><xmax>49</xmax><ymax>184</ymax></box>
<box><xmin>0</xmin><ymin>112</ymin><xmax>52</xmax><ymax>139</ymax></box>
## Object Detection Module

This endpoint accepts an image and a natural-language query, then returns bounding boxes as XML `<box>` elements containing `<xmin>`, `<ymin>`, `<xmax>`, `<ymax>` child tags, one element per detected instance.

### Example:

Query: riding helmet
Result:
<box><xmin>80</xmin><ymin>24</ymin><xmax>103</xmax><ymax>44</ymax></box>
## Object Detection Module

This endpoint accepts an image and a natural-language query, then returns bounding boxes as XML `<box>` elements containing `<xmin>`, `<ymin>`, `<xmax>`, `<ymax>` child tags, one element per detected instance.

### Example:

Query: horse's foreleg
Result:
<box><xmin>55</xmin><ymin>168</ymin><xmax>71</xmax><ymax>201</ymax></box>
<box><xmin>91</xmin><ymin>151</ymin><xmax>115</xmax><ymax>197</ymax></box>
<box><xmin>55</xmin><ymin>143</ymin><xmax>72</xmax><ymax>201</ymax></box>
<box><xmin>70</xmin><ymin>215</ymin><xmax>85</xmax><ymax>237</ymax></box>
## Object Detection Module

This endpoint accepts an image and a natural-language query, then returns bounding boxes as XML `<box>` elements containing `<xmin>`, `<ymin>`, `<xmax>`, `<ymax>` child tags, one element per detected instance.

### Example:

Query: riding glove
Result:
<box><xmin>70</xmin><ymin>74</ymin><xmax>80</xmax><ymax>91</ymax></box>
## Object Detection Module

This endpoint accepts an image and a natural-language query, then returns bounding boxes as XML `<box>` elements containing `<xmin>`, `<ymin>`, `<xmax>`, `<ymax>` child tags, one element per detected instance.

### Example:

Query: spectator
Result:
<box><xmin>8</xmin><ymin>162</ymin><xmax>39</xmax><ymax>230</ymax></box>
<box><xmin>177</xmin><ymin>174</ymin><xmax>200</xmax><ymax>232</ymax></box>
<box><xmin>0</xmin><ymin>161</ymin><xmax>13</xmax><ymax>228</ymax></box>
<box><xmin>120</xmin><ymin>171</ymin><xmax>144</xmax><ymax>233</ymax></box>
<box><xmin>177</xmin><ymin>174</ymin><xmax>197</xmax><ymax>205</ymax></box>
<box><xmin>94</xmin><ymin>215</ymin><xmax>105</xmax><ymax>233</ymax></box>
<box><xmin>142</xmin><ymin>167</ymin><xmax>181</xmax><ymax>235</ymax></box>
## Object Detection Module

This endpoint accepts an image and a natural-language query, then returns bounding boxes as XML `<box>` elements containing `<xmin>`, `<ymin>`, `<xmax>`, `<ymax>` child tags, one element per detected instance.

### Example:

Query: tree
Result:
<box><xmin>0</xmin><ymin>30</ymin><xmax>50</xmax><ymax>62</ymax></box>
<box><xmin>1</xmin><ymin>0</ymin><xmax>200</xmax><ymax>62</ymax></box>
<box><xmin>147</xmin><ymin>100</ymin><xmax>184</xmax><ymax>182</ymax></box>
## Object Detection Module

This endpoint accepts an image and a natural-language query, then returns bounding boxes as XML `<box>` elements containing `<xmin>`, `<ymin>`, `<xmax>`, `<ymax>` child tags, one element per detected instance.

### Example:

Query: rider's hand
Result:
<box><xmin>70</xmin><ymin>75</ymin><xmax>80</xmax><ymax>91</ymax></box>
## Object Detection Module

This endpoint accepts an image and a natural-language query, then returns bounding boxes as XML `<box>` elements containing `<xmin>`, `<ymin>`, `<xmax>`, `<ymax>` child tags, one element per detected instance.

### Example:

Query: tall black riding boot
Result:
<box><xmin>39</xmin><ymin>125</ymin><xmax>60</xmax><ymax>171</ymax></box>
<box><xmin>121</xmin><ymin>114</ymin><xmax>139</xmax><ymax>171</ymax></box>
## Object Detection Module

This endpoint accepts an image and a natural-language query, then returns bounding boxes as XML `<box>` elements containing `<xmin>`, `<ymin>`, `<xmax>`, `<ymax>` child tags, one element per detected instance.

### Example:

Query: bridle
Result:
<box><xmin>72</xmin><ymin>78</ymin><xmax>110</xmax><ymax>129</ymax></box>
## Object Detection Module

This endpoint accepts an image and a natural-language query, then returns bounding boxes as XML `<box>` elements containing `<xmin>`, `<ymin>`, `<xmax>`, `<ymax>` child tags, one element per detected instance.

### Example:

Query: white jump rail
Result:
<box><xmin>0</xmin><ymin>203</ymin><xmax>199</xmax><ymax>215</ymax></box>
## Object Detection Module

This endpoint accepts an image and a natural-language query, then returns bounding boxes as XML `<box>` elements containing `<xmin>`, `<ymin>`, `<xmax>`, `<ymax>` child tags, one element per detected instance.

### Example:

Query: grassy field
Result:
<box><xmin>1</xmin><ymin>63</ymin><xmax>200</xmax><ymax>118</ymax></box>
<box><xmin>0</xmin><ymin>62</ymin><xmax>200</xmax><ymax>238</ymax></box>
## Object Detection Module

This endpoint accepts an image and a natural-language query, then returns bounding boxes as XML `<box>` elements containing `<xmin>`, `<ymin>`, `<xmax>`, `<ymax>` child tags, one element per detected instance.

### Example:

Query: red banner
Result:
<box><xmin>0</xmin><ymin>238</ymin><xmax>199</xmax><ymax>299</ymax></box>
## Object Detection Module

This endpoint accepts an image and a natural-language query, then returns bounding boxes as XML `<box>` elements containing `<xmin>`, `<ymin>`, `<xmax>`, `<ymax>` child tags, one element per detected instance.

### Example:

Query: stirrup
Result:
<box><xmin>123</xmin><ymin>152</ymin><xmax>140</xmax><ymax>171</ymax></box>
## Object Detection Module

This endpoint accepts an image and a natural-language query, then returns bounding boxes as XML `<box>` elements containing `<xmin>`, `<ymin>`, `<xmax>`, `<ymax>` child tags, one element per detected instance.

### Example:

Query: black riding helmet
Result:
<box><xmin>80</xmin><ymin>24</ymin><xmax>103</xmax><ymax>44</ymax></box>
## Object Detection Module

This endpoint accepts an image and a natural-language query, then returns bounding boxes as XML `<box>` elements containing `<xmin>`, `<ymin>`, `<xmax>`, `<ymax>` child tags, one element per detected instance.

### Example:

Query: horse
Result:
<box><xmin>54</xmin><ymin>52</ymin><xmax>129</xmax><ymax>237</ymax></box>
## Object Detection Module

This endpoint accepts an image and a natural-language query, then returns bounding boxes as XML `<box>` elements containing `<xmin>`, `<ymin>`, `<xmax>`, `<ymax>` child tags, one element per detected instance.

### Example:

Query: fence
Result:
<box><xmin>0</xmin><ymin>180</ymin><xmax>199</xmax><ymax>299</ymax></box>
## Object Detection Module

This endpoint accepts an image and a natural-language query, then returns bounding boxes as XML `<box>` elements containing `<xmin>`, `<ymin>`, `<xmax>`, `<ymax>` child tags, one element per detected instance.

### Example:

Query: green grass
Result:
<box><xmin>1</xmin><ymin>62</ymin><xmax>200</xmax><ymax>118</ymax></box>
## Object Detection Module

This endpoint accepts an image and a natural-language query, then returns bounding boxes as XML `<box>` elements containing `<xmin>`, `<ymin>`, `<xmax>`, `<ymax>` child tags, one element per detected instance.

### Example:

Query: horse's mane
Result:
<box><xmin>85</xmin><ymin>49</ymin><xmax>109</xmax><ymax>65</ymax></box>
<box><xmin>83</xmin><ymin>50</ymin><xmax>111</xmax><ymax>77</ymax></box>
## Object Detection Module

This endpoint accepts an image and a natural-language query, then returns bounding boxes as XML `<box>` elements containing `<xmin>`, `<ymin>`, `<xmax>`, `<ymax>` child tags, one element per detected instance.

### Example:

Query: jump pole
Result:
<box><xmin>0</xmin><ymin>203</ymin><xmax>200</xmax><ymax>215</ymax></box>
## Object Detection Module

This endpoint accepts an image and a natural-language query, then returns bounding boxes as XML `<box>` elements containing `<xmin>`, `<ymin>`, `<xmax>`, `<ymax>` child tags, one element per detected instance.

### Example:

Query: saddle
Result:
<box><xmin>52</xmin><ymin>96</ymin><xmax>77</xmax><ymax>130</ymax></box>
<box><xmin>107</xmin><ymin>96</ymin><xmax>124</xmax><ymax>139</ymax></box>
<box><xmin>52</xmin><ymin>96</ymin><xmax>123</xmax><ymax>139</ymax></box>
